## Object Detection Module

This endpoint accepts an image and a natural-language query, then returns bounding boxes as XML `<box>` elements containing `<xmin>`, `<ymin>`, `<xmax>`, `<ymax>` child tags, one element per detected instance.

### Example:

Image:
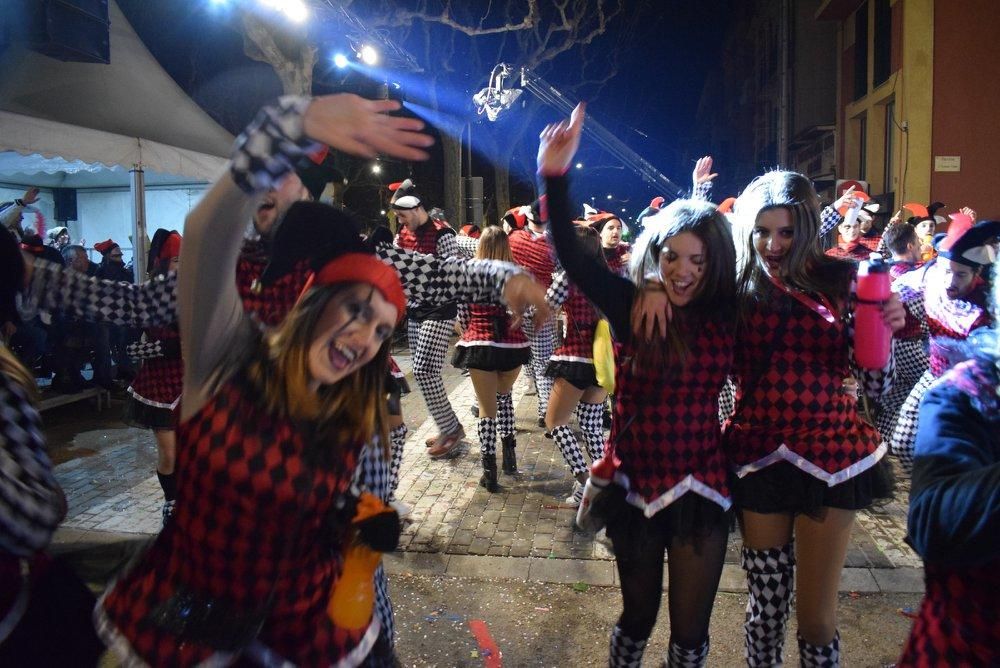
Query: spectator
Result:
<box><xmin>46</xmin><ymin>226</ymin><xmax>70</xmax><ymax>251</ymax></box>
<box><xmin>94</xmin><ymin>239</ymin><xmax>133</xmax><ymax>282</ymax></box>
<box><xmin>0</xmin><ymin>187</ymin><xmax>40</xmax><ymax>239</ymax></box>
<box><xmin>60</xmin><ymin>245</ymin><xmax>94</xmax><ymax>276</ymax></box>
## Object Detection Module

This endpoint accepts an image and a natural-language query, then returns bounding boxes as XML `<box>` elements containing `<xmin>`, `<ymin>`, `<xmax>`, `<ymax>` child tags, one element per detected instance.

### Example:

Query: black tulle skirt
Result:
<box><xmin>733</xmin><ymin>456</ymin><xmax>896</xmax><ymax>519</ymax></box>
<box><xmin>599</xmin><ymin>485</ymin><xmax>733</xmax><ymax>547</ymax></box>
<box><xmin>122</xmin><ymin>395</ymin><xmax>175</xmax><ymax>431</ymax></box>
<box><xmin>452</xmin><ymin>345</ymin><xmax>530</xmax><ymax>372</ymax></box>
<box><xmin>544</xmin><ymin>360</ymin><xmax>598</xmax><ymax>391</ymax></box>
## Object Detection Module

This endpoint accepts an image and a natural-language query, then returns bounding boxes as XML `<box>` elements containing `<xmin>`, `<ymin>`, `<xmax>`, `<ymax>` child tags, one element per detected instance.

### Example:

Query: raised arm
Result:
<box><xmin>537</xmin><ymin>104</ymin><xmax>635</xmax><ymax>338</ymax></box>
<box><xmin>180</xmin><ymin>94</ymin><xmax>434</xmax><ymax>419</ymax></box>
<box><xmin>25</xmin><ymin>258</ymin><xmax>177</xmax><ymax>327</ymax></box>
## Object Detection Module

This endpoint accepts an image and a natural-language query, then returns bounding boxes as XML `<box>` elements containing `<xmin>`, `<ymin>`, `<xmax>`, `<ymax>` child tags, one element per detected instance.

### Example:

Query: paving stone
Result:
<box><xmin>510</xmin><ymin>539</ymin><xmax>533</xmax><ymax>558</ymax></box>
<box><xmin>468</xmin><ymin>538</ymin><xmax>491</xmax><ymax>555</ymax></box>
<box><xmin>872</xmin><ymin>567</ymin><xmax>925</xmax><ymax>593</ymax></box>
<box><xmin>528</xmin><ymin>557</ymin><xmax>615</xmax><ymax>586</ymax></box>
<box><xmin>840</xmin><ymin>567</ymin><xmax>880</xmax><ymax>593</ymax></box>
<box><xmin>382</xmin><ymin>552</ymin><xmax>449</xmax><ymax>576</ymax></box>
<box><xmin>447</xmin><ymin>555</ymin><xmax>529</xmax><ymax>581</ymax></box>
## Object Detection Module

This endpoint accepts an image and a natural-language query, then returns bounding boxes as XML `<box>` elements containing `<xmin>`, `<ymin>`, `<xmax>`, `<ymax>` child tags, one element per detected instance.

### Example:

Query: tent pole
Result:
<box><xmin>130</xmin><ymin>165</ymin><xmax>148</xmax><ymax>281</ymax></box>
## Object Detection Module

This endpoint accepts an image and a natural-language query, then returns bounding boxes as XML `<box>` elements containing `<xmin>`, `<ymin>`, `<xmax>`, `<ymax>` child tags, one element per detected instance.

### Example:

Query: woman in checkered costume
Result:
<box><xmin>95</xmin><ymin>95</ymin><xmax>549</xmax><ymax>667</ymax></box>
<box><xmin>724</xmin><ymin>171</ymin><xmax>906</xmax><ymax>666</ymax></box>
<box><xmin>452</xmin><ymin>227</ymin><xmax>531</xmax><ymax>491</ymax></box>
<box><xmin>541</xmin><ymin>107</ymin><xmax>738</xmax><ymax>667</ymax></box>
<box><xmin>898</xmin><ymin>262</ymin><xmax>999</xmax><ymax>666</ymax></box>
<box><xmin>543</xmin><ymin>225</ymin><xmax>611</xmax><ymax>507</ymax></box>
<box><xmin>121</xmin><ymin>229</ymin><xmax>184</xmax><ymax>525</ymax></box>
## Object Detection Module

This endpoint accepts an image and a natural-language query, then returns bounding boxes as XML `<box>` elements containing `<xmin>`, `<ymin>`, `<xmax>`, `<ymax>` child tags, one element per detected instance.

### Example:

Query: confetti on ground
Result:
<box><xmin>572</xmin><ymin>582</ymin><xmax>590</xmax><ymax>593</ymax></box>
<box><xmin>534</xmin><ymin>606</ymin><xmax>550</xmax><ymax>612</ymax></box>
<box><xmin>469</xmin><ymin>619</ymin><xmax>502</xmax><ymax>668</ymax></box>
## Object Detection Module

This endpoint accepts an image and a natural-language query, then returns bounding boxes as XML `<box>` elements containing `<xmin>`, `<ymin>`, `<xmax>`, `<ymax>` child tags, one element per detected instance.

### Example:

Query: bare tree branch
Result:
<box><xmin>383</xmin><ymin>1</ymin><xmax>540</xmax><ymax>36</ymax></box>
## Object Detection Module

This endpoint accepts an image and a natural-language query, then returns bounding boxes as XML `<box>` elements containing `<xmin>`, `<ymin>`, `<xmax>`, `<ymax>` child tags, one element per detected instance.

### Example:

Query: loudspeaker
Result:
<box><xmin>26</xmin><ymin>0</ymin><xmax>110</xmax><ymax>64</ymax></box>
<box><xmin>53</xmin><ymin>188</ymin><xmax>78</xmax><ymax>221</ymax></box>
<box><xmin>462</xmin><ymin>177</ymin><xmax>483</xmax><ymax>227</ymax></box>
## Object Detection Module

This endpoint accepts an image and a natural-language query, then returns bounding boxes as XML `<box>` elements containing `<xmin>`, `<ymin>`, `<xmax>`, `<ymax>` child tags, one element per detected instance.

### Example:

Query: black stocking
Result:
<box><xmin>666</xmin><ymin>523</ymin><xmax>728</xmax><ymax>649</ymax></box>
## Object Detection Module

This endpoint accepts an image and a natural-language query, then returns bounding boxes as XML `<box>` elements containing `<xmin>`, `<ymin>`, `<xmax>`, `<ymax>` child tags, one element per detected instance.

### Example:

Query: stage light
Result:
<box><xmin>358</xmin><ymin>44</ymin><xmax>379</xmax><ymax>66</ymax></box>
<box><xmin>371</xmin><ymin>163</ymin><xmax>382</xmax><ymax>174</ymax></box>
<box><xmin>575</xmin><ymin>162</ymin><xmax>583</xmax><ymax>169</ymax></box>
<box><xmin>621</xmin><ymin>208</ymin><xmax>626</xmax><ymax>213</ymax></box>
<box><xmin>259</xmin><ymin>0</ymin><xmax>307</xmax><ymax>22</ymax></box>
<box><xmin>607</xmin><ymin>194</ymin><xmax>613</xmax><ymax>200</ymax></box>
<box><xmin>380</xmin><ymin>210</ymin><xmax>387</xmax><ymax>215</ymax></box>
<box><xmin>333</xmin><ymin>53</ymin><xmax>349</xmax><ymax>68</ymax></box>
<box><xmin>473</xmin><ymin>64</ymin><xmax>523</xmax><ymax>121</ymax></box>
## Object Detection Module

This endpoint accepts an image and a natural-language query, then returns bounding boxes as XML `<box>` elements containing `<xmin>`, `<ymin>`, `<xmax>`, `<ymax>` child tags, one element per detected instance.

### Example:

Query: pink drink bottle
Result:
<box><xmin>854</xmin><ymin>254</ymin><xmax>892</xmax><ymax>369</ymax></box>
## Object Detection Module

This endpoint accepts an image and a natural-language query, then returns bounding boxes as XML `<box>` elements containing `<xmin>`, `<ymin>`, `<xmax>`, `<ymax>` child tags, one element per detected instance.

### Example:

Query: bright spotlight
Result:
<box><xmin>371</xmin><ymin>164</ymin><xmax>382</xmax><ymax>174</ymax></box>
<box><xmin>259</xmin><ymin>0</ymin><xmax>307</xmax><ymax>22</ymax></box>
<box><xmin>606</xmin><ymin>194</ymin><xmax>613</xmax><ymax>200</ymax></box>
<box><xmin>380</xmin><ymin>210</ymin><xmax>387</xmax><ymax>215</ymax></box>
<box><xmin>575</xmin><ymin>162</ymin><xmax>583</xmax><ymax>169</ymax></box>
<box><xmin>210</xmin><ymin>0</ymin><xmax>228</xmax><ymax>5</ymax></box>
<box><xmin>333</xmin><ymin>53</ymin><xmax>349</xmax><ymax>68</ymax></box>
<box><xmin>358</xmin><ymin>44</ymin><xmax>379</xmax><ymax>66</ymax></box>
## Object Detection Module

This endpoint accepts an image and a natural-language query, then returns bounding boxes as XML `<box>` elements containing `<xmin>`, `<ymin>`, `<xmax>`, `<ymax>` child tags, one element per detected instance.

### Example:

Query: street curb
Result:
<box><xmin>384</xmin><ymin>552</ymin><xmax>925</xmax><ymax>595</ymax></box>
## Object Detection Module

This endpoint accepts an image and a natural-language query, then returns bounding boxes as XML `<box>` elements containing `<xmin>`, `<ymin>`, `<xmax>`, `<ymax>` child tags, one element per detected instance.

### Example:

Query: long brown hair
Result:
<box><xmin>0</xmin><ymin>344</ymin><xmax>39</xmax><ymax>405</ymax></box>
<box><xmin>475</xmin><ymin>226</ymin><xmax>514</xmax><ymax>262</ymax></box>
<box><xmin>245</xmin><ymin>283</ymin><xmax>391</xmax><ymax>460</ymax></box>
<box><xmin>628</xmin><ymin>199</ymin><xmax>737</xmax><ymax>369</ymax></box>
<box><xmin>734</xmin><ymin>171</ymin><xmax>854</xmax><ymax>313</ymax></box>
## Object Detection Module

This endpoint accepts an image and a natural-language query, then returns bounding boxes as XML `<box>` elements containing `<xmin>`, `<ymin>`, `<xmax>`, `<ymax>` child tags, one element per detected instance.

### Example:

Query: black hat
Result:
<box><xmin>259</xmin><ymin>201</ymin><xmax>367</xmax><ymax>286</ymax></box>
<box><xmin>934</xmin><ymin>216</ymin><xmax>1000</xmax><ymax>268</ymax></box>
<box><xmin>296</xmin><ymin>146</ymin><xmax>347</xmax><ymax>201</ymax></box>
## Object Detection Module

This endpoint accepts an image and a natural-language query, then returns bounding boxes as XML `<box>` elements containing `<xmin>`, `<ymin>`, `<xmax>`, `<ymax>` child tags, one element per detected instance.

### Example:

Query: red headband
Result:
<box><xmin>301</xmin><ymin>253</ymin><xmax>406</xmax><ymax>323</ymax></box>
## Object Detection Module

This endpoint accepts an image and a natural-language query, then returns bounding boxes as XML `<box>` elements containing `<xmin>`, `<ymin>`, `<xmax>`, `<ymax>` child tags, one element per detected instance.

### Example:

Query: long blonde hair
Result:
<box><xmin>245</xmin><ymin>283</ymin><xmax>391</xmax><ymax>460</ymax></box>
<box><xmin>475</xmin><ymin>226</ymin><xmax>514</xmax><ymax>262</ymax></box>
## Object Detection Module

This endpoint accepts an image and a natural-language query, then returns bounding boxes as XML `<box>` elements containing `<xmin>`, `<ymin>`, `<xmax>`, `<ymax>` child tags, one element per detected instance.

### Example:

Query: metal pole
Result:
<box><xmin>130</xmin><ymin>166</ymin><xmax>148</xmax><ymax>281</ymax></box>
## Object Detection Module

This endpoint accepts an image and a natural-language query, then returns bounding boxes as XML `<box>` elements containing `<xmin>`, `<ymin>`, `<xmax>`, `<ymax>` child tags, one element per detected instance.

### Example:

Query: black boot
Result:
<box><xmin>479</xmin><ymin>454</ymin><xmax>500</xmax><ymax>492</ymax></box>
<box><xmin>501</xmin><ymin>435</ymin><xmax>517</xmax><ymax>474</ymax></box>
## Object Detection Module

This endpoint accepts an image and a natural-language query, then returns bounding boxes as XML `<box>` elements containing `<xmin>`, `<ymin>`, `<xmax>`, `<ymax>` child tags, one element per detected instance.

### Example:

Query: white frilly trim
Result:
<box><xmin>549</xmin><ymin>354</ymin><xmax>594</xmax><ymax>364</ymax></box>
<box><xmin>613</xmin><ymin>471</ymin><xmax>732</xmax><ymax>518</ymax></box>
<box><xmin>455</xmin><ymin>340</ymin><xmax>530</xmax><ymax>349</ymax></box>
<box><xmin>734</xmin><ymin>441</ymin><xmax>888</xmax><ymax>486</ymax></box>
<box><xmin>126</xmin><ymin>386</ymin><xmax>180</xmax><ymax>410</ymax></box>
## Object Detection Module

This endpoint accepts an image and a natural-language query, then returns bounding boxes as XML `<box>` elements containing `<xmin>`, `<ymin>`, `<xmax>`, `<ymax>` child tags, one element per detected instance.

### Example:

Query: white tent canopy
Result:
<box><xmin>0</xmin><ymin>0</ymin><xmax>233</xmax><ymax>275</ymax></box>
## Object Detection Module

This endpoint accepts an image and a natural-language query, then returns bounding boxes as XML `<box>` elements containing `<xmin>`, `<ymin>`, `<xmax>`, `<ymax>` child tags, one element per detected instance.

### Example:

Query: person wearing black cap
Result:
<box><xmin>391</xmin><ymin>179</ymin><xmax>468</xmax><ymax>458</ymax></box>
<box><xmin>890</xmin><ymin>214</ymin><xmax>1000</xmax><ymax>472</ymax></box>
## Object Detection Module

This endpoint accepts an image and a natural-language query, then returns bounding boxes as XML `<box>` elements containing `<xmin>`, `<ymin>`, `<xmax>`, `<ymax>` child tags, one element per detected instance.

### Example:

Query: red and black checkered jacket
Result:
<box><xmin>926</xmin><ymin>281</ymin><xmax>991</xmax><ymax>377</ymax></box>
<box><xmin>551</xmin><ymin>280</ymin><xmax>600</xmax><ymax>365</ymax></box>
<box><xmin>127</xmin><ymin>326</ymin><xmax>183</xmax><ymax>409</ymax></box>
<box><xmin>612</xmin><ymin>317</ymin><xmax>735</xmax><ymax>512</ymax></box>
<box><xmin>236</xmin><ymin>239</ymin><xmax>313</xmax><ymax>328</ymax></box>
<box><xmin>394</xmin><ymin>219</ymin><xmax>458</xmax><ymax>320</ymax></box>
<box><xmin>724</xmin><ymin>279</ymin><xmax>884</xmax><ymax>481</ymax></box>
<box><xmin>824</xmin><ymin>239</ymin><xmax>876</xmax><ymax>262</ymax></box>
<box><xmin>603</xmin><ymin>243</ymin><xmax>631</xmax><ymax>277</ymax></box>
<box><xmin>457</xmin><ymin>303</ymin><xmax>528</xmax><ymax>349</ymax></box>
<box><xmin>508</xmin><ymin>228</ymin><xmax>556</xmax><ymax>289</ymax></box>
<box><xmin>99</xmin><ymin>375</ymin><xmax>374</xmax><ymax>665</ymax></box>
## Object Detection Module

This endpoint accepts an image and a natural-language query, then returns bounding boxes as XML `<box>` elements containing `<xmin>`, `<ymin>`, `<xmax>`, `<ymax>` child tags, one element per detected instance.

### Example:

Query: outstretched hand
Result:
<box><xmin>302</xmin><ymin>94</ymin><xmax>434</xmax><ymax>161</ymax></box>
<box><xmin>692</xmin><ymin>156</ymin><xmax>718</xmax><ymax>185</ymax></box>
<box><xmin>537</xmin><ymin>103</ymin><xmax>586</xmax><ymax>176</ymax></box>
<box><xmin>631</xmin><ymin>278</ymin><xmax>672</xmax><ymax>341</ymax></box>
<box><xmin>21</xmin><ymin>187</ymin><xmax>40</xmax><ymax>205</ymax></box>
<box><xmin>504</xmin><ymin>274</ymin><xmax>552</xmax><ymax>331</ymax></box>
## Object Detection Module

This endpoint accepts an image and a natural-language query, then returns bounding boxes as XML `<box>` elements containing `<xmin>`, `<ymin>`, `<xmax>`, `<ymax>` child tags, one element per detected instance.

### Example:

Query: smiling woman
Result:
<box><xmin>93</xmin><ymin>93</ymin><xmax>550</xmax><ymax>667</ymax></box>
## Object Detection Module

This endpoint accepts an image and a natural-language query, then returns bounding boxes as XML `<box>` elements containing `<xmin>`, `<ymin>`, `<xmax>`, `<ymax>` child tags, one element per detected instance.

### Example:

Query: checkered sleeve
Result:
<box><xmin>229</xmin><ymin>96</ymin><xmax>319</xmax><ymax>195</ymax></box>
<box><xmin>453</xmin><ymin>235</ymin><xmax>479</xmax><ymax>259</ymax></box>
<box><xmin>375</xmin><ymin>243</ymin><xmax>524</xmax><ymax>306</ymax></box>
<box><xmin>819</xmin><ymin>205</ymin><xmax>842</xmax><ymax>237</ymax></box>
<box><xmin>436</xmin><ymin>230</ymin><xmax>462</xmax><ymax>259</ymax></box>
<box><xmin>546</xmin><ymin>270</ymin><xmax>570</xmax><ymax>309</ymax></box>
<box><xmin>849</xmin><ymin>324</ymin><xmax>896</xmax><ymax>401</ymax></box>
<box><xmin>126</xmin><ymin>333</ymin><xmax>178</xmax><ymax>361</ymax></box>
<box><xmin>26</xmin><ymin>259</ymin><xmax>177</xmax><ymax>327</ymax></box>
<box><xmin>692</xmin><ymin>180</ymin><xmax>713</xmax><ymax>202</ymax></box>
<box><xmin>0</xmin><ymin>376</ymin><xmax>65</xmax><ymax>556</ymax></box>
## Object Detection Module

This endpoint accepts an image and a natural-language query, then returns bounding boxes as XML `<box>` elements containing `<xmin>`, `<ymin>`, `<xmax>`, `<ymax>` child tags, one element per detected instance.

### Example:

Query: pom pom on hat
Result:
<box><xmin>389</xmin><ymin>179</ymin><xmax>421</xmax><ymax>210</ymax></box>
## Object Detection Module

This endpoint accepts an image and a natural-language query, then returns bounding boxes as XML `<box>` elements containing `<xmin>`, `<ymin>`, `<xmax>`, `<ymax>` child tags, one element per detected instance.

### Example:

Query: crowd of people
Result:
<box><xmin>1</xmin><ymin>93</ymin><xmax>996</xmax><ymax>667</ymax></box>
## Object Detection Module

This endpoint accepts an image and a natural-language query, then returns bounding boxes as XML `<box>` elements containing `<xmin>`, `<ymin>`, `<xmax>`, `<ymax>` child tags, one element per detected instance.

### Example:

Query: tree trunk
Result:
<box><xmin>240</xmin><ymin>12</ymin><xmax>315</xmax><ymax>96</ymax></box>
<box><xmin>440</xmin><ymin>133</ymin><xmax>462</xmax><ymax>228</ymax></box>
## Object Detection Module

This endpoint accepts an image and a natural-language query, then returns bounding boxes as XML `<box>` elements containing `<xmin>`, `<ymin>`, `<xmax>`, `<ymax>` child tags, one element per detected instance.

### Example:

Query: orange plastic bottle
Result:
<box><xmin>328</xmin><ymin>542</ymin><xmax>382</xmax><ymax>630</ymax></box>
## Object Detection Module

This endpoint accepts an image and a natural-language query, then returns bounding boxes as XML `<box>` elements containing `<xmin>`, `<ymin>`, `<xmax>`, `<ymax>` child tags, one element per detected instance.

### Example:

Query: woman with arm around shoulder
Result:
<box><xmin>725</xmin><ymin>171</ymin><xmax>906</xmax><ymax>666</ymax></box>
<box><xmin>539</xmin><ymin>106</ymin><xmax>738</xmax><ymax>667</ymax></box>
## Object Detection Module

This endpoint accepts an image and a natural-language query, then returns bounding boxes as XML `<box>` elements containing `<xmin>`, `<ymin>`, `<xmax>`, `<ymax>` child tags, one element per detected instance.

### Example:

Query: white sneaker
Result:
<box><xmin>564</xmin><ymin>481</ymin><xmax>584</xmax><ymax>506</ymax></box>
<box><xmin>595</xmin><ymin>528</ymin><xmax>613</xmax><ymax>548</ymax></box>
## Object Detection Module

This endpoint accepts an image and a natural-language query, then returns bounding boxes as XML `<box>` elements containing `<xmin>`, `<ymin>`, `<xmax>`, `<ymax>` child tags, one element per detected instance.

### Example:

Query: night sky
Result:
<box><xmin>118</xmin><ymin>0</ymin><xmax>734</xmax><ymax>225</ymax></box>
